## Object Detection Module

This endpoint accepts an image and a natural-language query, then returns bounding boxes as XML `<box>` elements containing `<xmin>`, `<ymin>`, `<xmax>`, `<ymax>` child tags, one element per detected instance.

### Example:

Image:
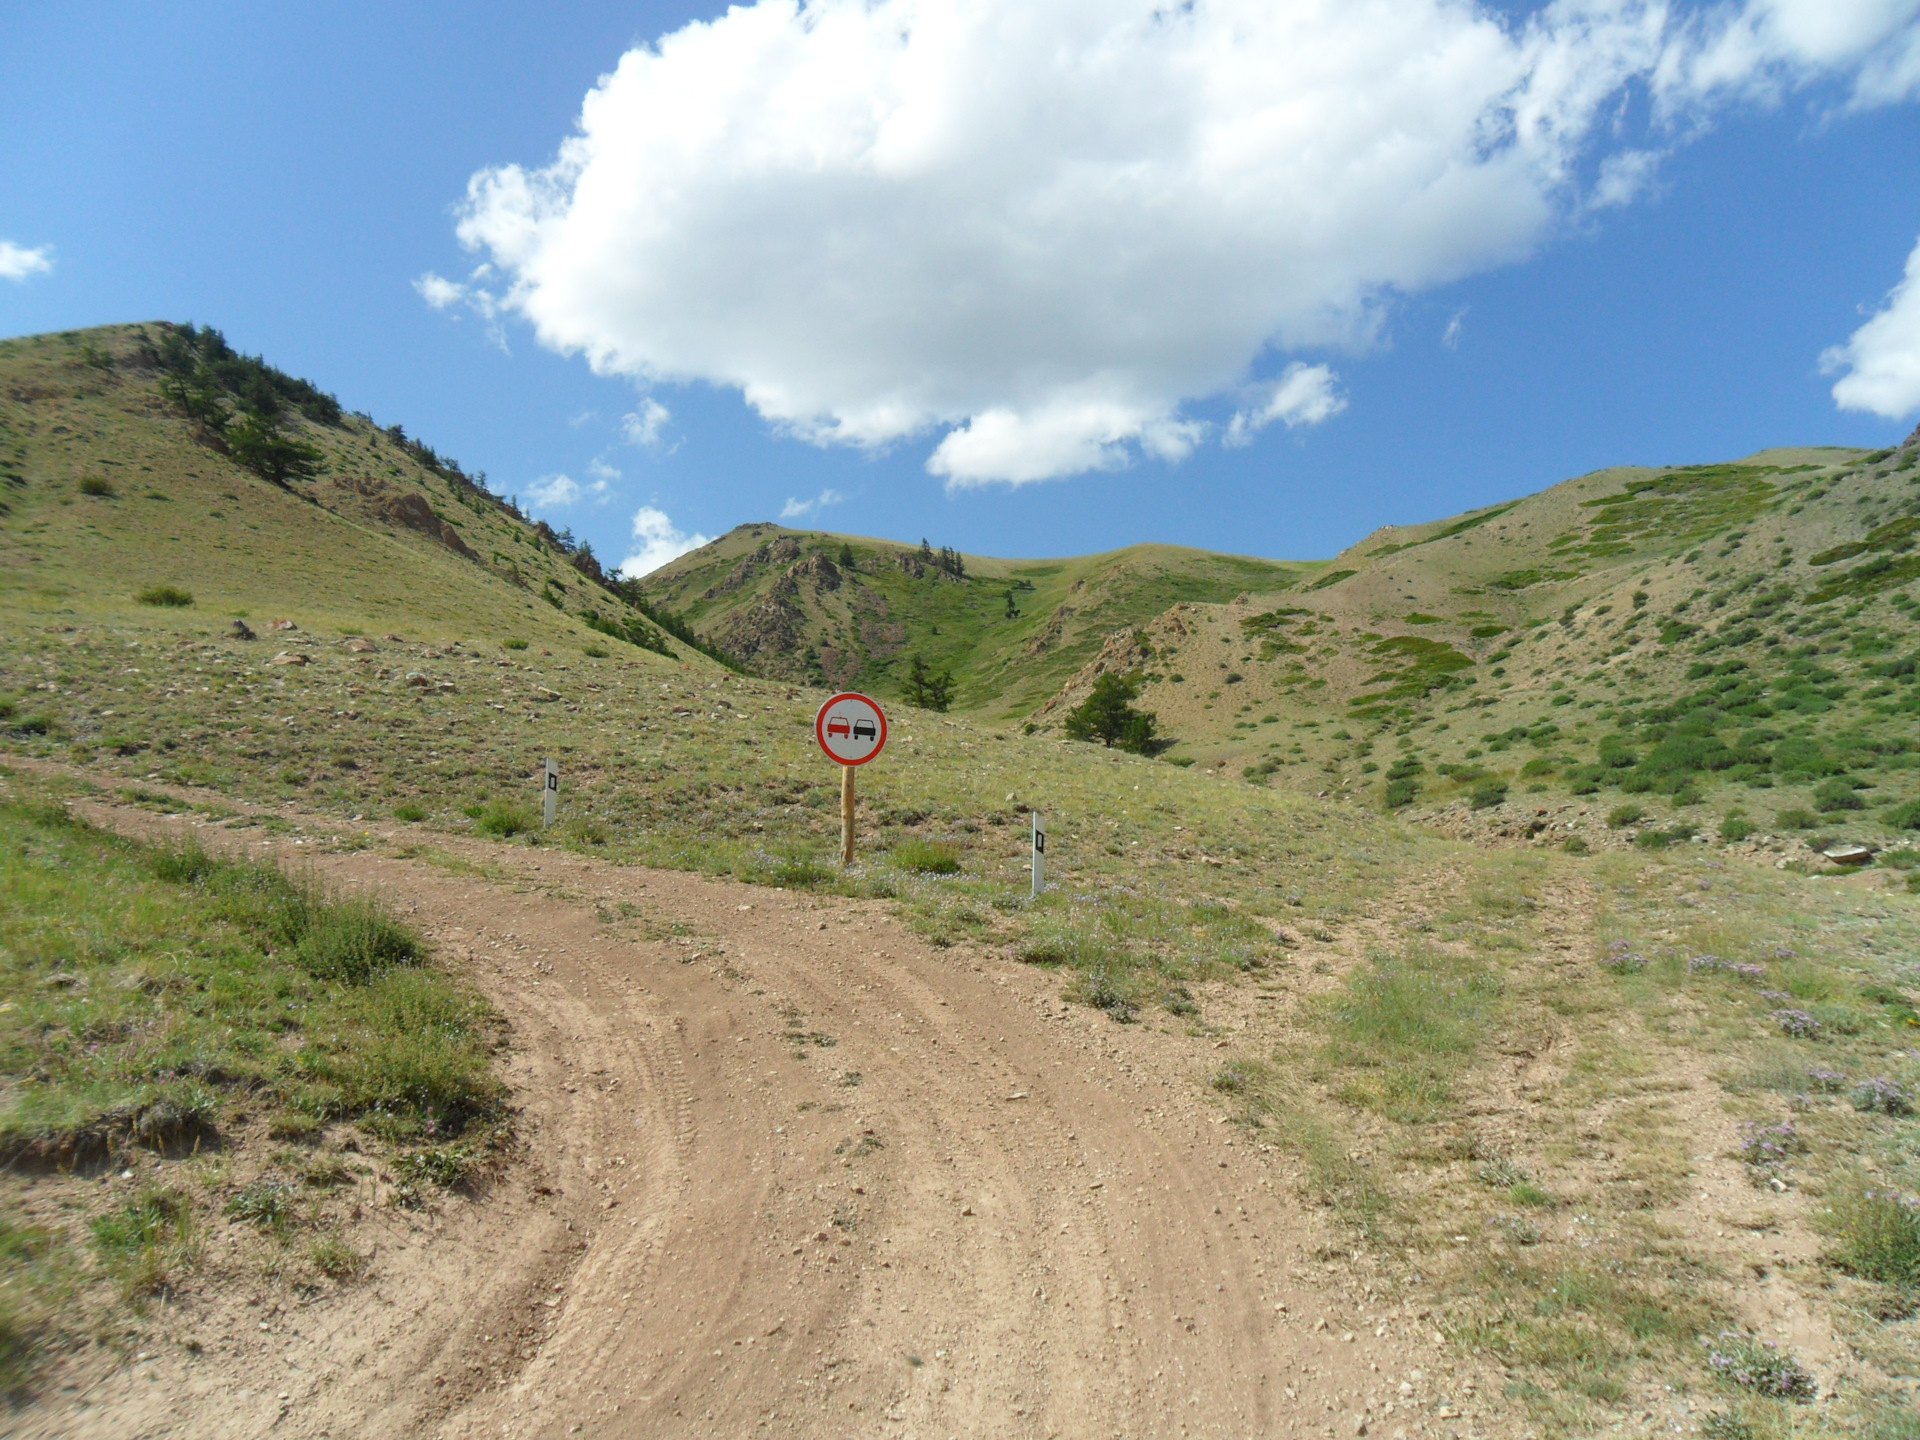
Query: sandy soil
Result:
<box><xmin>14</xmin><ymin>786</ymin><xmax>1483</xmax><ymax>1440</ymax></box>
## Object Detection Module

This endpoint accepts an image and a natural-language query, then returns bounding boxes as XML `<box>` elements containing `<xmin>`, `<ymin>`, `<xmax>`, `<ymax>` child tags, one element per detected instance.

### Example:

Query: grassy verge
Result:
<box><xmin>0</xmin><ymin>777</ymin><xmax>506</xmax><ymax>1391</ymax></box>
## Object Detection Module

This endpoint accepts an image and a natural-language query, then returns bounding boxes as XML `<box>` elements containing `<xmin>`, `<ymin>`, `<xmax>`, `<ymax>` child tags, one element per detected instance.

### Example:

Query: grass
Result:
<box><xmin>889</xmin><ymin>838</ymin><xmax>961</xmax><ymax>874</ymax></box>
<box><xmin>0</xmin><ymin>776</ymin><xmax>507</xmax><ymax>1390</ymax></box>
<box><xmin>134</xmin><ymin>585</ymin><xmax>193</xmax><ymax>607</ymax></box>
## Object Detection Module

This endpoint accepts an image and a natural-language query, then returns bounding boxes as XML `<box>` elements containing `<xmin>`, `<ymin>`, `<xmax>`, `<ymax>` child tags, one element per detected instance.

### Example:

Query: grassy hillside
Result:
<box><xmin>1032</xmin><ymin>444</ymin><xmax>1920</xmax><ymax>858</ymax></box>
<box><xmin>2</xmin><ymin>322</ymin><xmax>1918</xmax><ymax>1433</ymax></box>
<box><xmin>638</xmin><ymin>522</ymin><xmax>1307</xmax><ymax>718</ymax></box>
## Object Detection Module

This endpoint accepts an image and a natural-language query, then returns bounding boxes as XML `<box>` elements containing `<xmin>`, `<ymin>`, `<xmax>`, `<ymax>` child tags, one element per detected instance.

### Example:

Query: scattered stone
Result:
<box><xmin>269</xmin><ymin>619</ymin><xmax>298</xmax><ymax>631</ymax></box>
<box><xmin>230</xmin><ymin>620</ymin><xmax>256</xmax><ymax>641</ymax></box>
<box><xmin>1820</xmin><ymin>843</ymin><xmax>1875</xmax><ymax>865</ymax></box>
<box><xmin>533</xmin><ymin>687</ymin><xmax>562</xmax><ymax>703</ymax></box>
<box><xmin>405</xmin><ymin>672</ymin><xmax>432</xmax><ymax>687</ymax></box>
<box><xmin>343</xmin><ymin>637</ymin><xmax>379</xmax><ymax>653</ymax></box>
<box><xmin>269</xmin><ymin>652</ymin><xmax>308</xmax><ymax>667</ymax></box>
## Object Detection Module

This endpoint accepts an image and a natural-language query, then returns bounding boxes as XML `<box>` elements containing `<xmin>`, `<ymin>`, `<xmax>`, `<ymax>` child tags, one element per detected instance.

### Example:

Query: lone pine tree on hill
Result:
<box><xmin>901</xmin><ymin>653</ymin><xmax>955</xmax><ymax>711</ymax></box>
<box><xmin>1063</xmin><ymin>672</ymin><xmax>1158</xmax><ymax>754</ymax></box>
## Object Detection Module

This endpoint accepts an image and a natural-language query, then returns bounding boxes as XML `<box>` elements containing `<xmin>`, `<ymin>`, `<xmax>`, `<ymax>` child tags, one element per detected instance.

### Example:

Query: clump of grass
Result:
<box><xmin>91</xmin><ymin>1187</ymin><xmax>195</xmax><ymax>1296</ymax></box>
<box><xmin>469</xmin><ymin>798</ymin><xmax>536</xmax><ymax>838</ymax></box>
<box><xmin>293</xmin><ymin>894</ymin><xmax>421</xmax><ymax>984</ymax></box>
<box><xmin>392</xmin><ymin>802</ymin><xmax>426</xmax><ymax>823</ymax></box>
<box><xmin>1608</xmin><ymin>804</ymin><xmax>1644</xmax><ymax>828</ymax></box>
<box><xmin>1316</xmin><ymin>944</ymin><xmax>1501</xmax><ymax>1122</ymax></box>
<box><xmin>223</xmin><ymin>1179</ymin><xmax>294</xmax><ymax>1232</ymax></box>
<box><xmin>1818</xmin><ymin>1182</ymin><xmax>1920</xmax><ymax>1288</ymax></box>
<box><xmin>393</xmin><ymin>1145</ymin><xmax>476</xmax><ymax>1191</ymax></box>
<box><xmin>78</xmin><ymin>475</ymin><xmax>114</xmax><ymax>497</ymax></box>
<box><xmin>306</xmin><ymin>1233</ymin><xmax>365</xmax><ymax>1280</ymax></box>
<box><xmin>134</xmin><ymin>585</ymin><xmax>193</xmax><ymax>607</ymax></box>
<box><xmin>1075</xmin><ymin>970</ymin><xmax>1139</xmax><ymax>1023</ymax></box>
<box><xmin>1775</xmin><ymin>807</ymin><xmax>1819</xmax><ymax>830</ymax></box>
<box><xmin>890</xmin><ymin>838</ymin><xmax>962</xmax><ymax>875</ymax></box>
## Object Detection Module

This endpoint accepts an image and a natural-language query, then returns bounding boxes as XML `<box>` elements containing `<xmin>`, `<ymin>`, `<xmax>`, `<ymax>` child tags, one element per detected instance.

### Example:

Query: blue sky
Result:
<box><xmin>4</xmin><ymin>1</ymin><xmax>1919</xmax><ymax>572</ymax></box>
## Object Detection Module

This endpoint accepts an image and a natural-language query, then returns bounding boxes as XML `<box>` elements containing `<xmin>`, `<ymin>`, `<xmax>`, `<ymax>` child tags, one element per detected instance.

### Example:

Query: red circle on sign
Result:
<box><xmin>815</xmin><ymin>693</ymin><xmax>888</xmax><ymax>766</ymax></box>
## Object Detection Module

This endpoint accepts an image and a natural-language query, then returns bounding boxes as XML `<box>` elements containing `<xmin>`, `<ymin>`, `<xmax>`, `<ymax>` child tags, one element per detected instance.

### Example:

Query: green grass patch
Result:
<box><xmin>134</xmin><ymin>585</ymin><xmax>193</xmax><ymax>607</ymax></box>
<box><xmin>889</xmin><ymin>838</ymin><xmax>962</xmax><ymax>875</ymax></box>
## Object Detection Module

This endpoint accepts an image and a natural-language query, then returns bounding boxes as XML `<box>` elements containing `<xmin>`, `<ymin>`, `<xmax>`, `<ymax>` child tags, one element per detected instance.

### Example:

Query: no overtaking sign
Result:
<box><xmin>815</xmin><ymin>693</ymin><xmax>887</xmax><ymax>766</ymax></box>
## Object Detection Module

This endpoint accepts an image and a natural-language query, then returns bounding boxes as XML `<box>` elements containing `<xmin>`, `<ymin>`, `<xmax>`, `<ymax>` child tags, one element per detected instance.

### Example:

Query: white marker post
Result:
<box><xmin>542</xmin><ymin>758</ymin><xmax>558</xmax><ymax>829</ymax></box>
<box><xmin>1031</xmin><ymin>811</ymin><xmax>1046</xmax><ymax>898</ymax></box>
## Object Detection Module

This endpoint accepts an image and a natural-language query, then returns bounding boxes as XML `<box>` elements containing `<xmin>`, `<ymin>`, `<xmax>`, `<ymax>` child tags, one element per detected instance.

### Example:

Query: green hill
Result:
<box><xmin>1032</xmin><ymin>443</ymin><xmax>1920</xmax><ymax>849</ymax></box>
<box><xmin>639</xmin><ymin>524</ymin><xmax>1307</xmax><ymax>718</ymax></box>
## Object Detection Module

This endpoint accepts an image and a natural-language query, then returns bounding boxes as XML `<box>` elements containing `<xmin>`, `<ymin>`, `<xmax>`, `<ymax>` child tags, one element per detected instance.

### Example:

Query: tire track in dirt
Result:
<box><xmin>21</xmin><ymin>780</ymin><xmax>1477</xmax><ymax>1440</ymax></box>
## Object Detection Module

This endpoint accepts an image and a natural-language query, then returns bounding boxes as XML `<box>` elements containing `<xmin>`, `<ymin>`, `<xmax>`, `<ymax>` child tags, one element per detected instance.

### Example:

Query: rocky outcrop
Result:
<box><xmin>713</xmin><ymin>593</ymin><xmax>810</xmax><ymax>679</ymax></box>
<box><xmin>377</xmin><ymin>492</ymin><xmax>480</xmax><ymax>562</ymax></box>
<box><xmin>792</xmin><ymin>553</ymin><xmax>842</xmax><ymax>590</ymax></box>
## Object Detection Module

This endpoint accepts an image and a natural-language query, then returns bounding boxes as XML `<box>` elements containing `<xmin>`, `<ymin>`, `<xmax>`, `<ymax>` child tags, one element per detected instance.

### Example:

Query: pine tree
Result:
<box><xmin>1062</xmin><ymin>673</ymin><xmax>1158</xmax><ymax>754</ymax></box>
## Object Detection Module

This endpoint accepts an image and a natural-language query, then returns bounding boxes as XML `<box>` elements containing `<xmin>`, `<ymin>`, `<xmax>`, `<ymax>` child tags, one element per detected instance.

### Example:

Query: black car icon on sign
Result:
<box><xmin>852</xmin><ymin>717</ymin><xmax>877</xmax><ymax>741</ymax></box>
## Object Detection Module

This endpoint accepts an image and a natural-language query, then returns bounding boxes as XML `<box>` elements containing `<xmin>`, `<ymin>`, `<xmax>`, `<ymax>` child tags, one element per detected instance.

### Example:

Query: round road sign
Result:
<box><xmin>816</xmin><ymin>693</ymin><xmax>888</xmax><ymax>766</ymax></box>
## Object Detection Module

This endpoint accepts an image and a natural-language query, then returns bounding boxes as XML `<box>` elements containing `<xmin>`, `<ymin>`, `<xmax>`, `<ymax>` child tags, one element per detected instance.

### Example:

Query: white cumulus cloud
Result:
<box><xmin>1824</xmin><ymin>232</ymin><xmax>1920</xmax><ymax>419</ymax></box>
<box><xmin>1225</xmin><ymin>365</ymin><xmax>1347</xmax><ymax>447</ymax></box>
<box><xmin>525</xmin><ymin>473</ymin><xmax>582</xmax><ymax>509</ymax></box>
<box><xmin>622</xmin><ymin>398</ymin><xmax>671</xmax><ymax>448</ymax></box>
<box><xmin>779</xmin><ymin>487</ymin><xmax>847</xmax><ymax>520</ymax></box>
<box><xmin>620</xmin><ymin>506</ymin><xmax>711</xmax><ymax>577</ymax></box>
<box><xmin>452</xmin><ymin>0</ymin><xmax>1920</xmax><ymax>485</ymax></box>
<box><xmin>0</xmin><ymin>242</ymin><xmax>53</xmax><ymax>283</ymax></box>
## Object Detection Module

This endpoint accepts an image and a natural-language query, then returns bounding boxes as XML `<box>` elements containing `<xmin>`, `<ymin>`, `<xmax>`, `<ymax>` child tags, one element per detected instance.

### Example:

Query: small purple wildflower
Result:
<box><xmin>1603</xmin><ymin>940</ymin><xmax>1649</xmax><ymax>973</ymax></box>
<box><xmin>1760</xmin><ymin>990</ymin><xmax>1792</xmax><ymax>1002</ymax></box>
<box><xmin>1807</xmin><ymin>1068</ymin><xmax>1850</xmax><ymax>1094</ymax></box>
<box><xmin>1852</xmin><ymin>1077</ymin><xmax>1913</xmax><ymax>1116</ymax></box>
<box><xmin>1703</xmin><ymin>1332</ymin><xmax>1815</xmax><ymax>1400</ymax></box>
<box><xmin>1774</xmin><ymin>1008</ymin><xmax>1821</xmax><ymax>1038</ymax></box>
<box><xmin>1738</xmin><ymin>1120</ymin><xmax>1802</xmax><ymax>1170</ymax></box>
<box><xmin>1772</xmin><ymin>946</ymin><xmax>1797</xmax><ymax>959</ymax></box>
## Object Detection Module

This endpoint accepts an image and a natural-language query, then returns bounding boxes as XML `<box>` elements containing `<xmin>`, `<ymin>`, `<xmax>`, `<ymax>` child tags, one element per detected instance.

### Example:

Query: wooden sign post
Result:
<box><xmin>815</xmin><ymin>693</ymin><xmax>888</xmax><ymax>867</ymax></box>
<box><xmin>542</xmin><ymin>758</ymin><xmax>558</xmax><ymax>829</ymax></box>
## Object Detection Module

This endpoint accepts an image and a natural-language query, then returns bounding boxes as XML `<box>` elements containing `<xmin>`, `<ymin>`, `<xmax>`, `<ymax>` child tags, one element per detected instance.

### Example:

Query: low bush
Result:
<box><xmin>1703</xmin><ymin>1332</ymin><xmax>1815</xmax><ymax>1400</ymax></box>
<box><xmin>134</xmin><ymin>585</ymin><xmax>193</xmax><ymax>607</ymax></box>
<box><xmin>1814</xmin><ymin>778</ymin><xmax>1866</xmax><ymax>812</ymax></box>
<box><xmin>1775</xmin><ymin>807</ymin><xmax>1819</xmax><ymax>830</ymax></box>
<box><xmin>392</xmin><ymin>803</ymin><xmax>426</xmax><ymax>823</ymax></box>
<box><xmin>78</xmin><ymin>475</ymin><xmax>114</xmax><ymax>497</ymax></box>
<box><xmin>1719</xmin><ymin>813</ymin><xmax>1755</xmax><ymax>842</ymax></box>
<box><xmin>1607</xmin><ymin>804</ymin><xmax>1644</xmax><ymax>828</ymax></box>
<box><xmin>1470</xmin><ymin>780</ymin><xmax>1509</xmax><ymax>809</ymax></box>
<box><xmin>502</xmin><ymin>638</ymin><xmax>529</xmax><ymax>651</ymax></box>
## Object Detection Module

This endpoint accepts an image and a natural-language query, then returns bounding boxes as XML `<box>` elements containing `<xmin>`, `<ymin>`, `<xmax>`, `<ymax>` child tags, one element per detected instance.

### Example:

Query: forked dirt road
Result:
<box><xmin>27</xmin><ymin>788</ymin><xmax>1471</xmax><ymax>1440</ymax></box>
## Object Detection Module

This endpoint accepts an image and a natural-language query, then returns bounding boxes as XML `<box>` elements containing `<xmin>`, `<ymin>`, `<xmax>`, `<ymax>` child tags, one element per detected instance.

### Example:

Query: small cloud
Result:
<box><xmin>587</xmin><ymin>457</ymin><xmax>622</xmax><ymax>501</ymax></box>
<box><xmin>525</xmin><ymin>473</ymin><xmax>582</xmax><ymax>509</ymax></box>
<box><xmin>779</xmin><ymin>487</ymin><xmax>847</xmax><ymax>520</ymax></box>
<box><xmin>414</xmin><ymin>271</ymin><xmax>465</xmax><ymax>310</ymax></box>
<box><xmin>1823</xmin><ymin>232</ymin><xmax>1920</xmax><ymax>420</ymax></box>
<box><xmin>1442</xmin><ymin>309</ymin><xmax>1468</xmax><ymax>351</ymax></box>
<box><xmin>622</xmin><ymin>398</ymin><xmax>671</xmax><ymax>448</ymax></box>
<box><xmin>0</xmin><ymin>241</ymin><xmax>54</xmax><ymax>283</ymax></box>
<box><xmin>1590</xmin><ymin>149</ymin><xmax>1663</xmax><ymax>210</ymax></box>
<box><xmin>415</xmin><ymin>267</ymin><xmax>507</xmax><ymax>348</ymax></box>
<box><xmin>568</xmin><ymin>410</ymin><xmax>599</xmax><ymax>428</ymax></box>
<box><xmin>1224</xmin><ymin>364</ymin><xmax>1347</xmax><ymax>446</ymax></box>
<box><xmin>620</xmin><ymin>506</ymin><xmax>711</xmax><ymax>578</ymax></box>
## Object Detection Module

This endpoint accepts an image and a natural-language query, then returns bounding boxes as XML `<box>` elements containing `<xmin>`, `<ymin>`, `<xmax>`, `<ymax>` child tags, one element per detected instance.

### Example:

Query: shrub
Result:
<box><xmin>581</xmin><ymin>645</ymin><xmax>609</xmax><ymax>659</ymax></box>
<box><xmin>1636</xmin><ymin>826</ymin><xmax>1694</xmax><ymax>850</ymax></box>
<box><xmin>392</xmin><ymin>803</ymin><xmax>426</xmax><ymax>823</ymax></box>
<box><xmin>890</xmin><ymin>839</ymin><xmax>961</xmax><ymax>875</ymax></box>
<box><xmin>1737</xmin><ymin>1120</ymin><xmax>1802</xmax><ymax>1172</ymax></box>
<box><xmin>1775</xmin><ymin>807</ymin><xmax>1819</xmax><ymax>830</ymax></box>
<box><xmin>1607</xmin><ymin>804</ymin><xmax>1644</xmax><ymax>828</ymax></box>
<box><xmin>1078</xmin><ymin>970</ymin><xmax>1139</xmax><ymax>1023</ymax></box>
<box><xmin>1470</xmin><ymin>780</ymin><xmax>1508</xmax><ymax>810</ymax></box>
<box><xmin>1773</xmin><ymin>1008</ymin><xmax>1820</xmax><ymax>1038</ymax></box>
<box><xmin>1720</xmin><ymin>814</ymin><xmax>1754</xmax><ymax>842</ymax></box>
<box><xmin>1671</xmin><ymin>784</ymin><xmax>1704</xmax><ymax>807</ymax></box>
<box><xmin>1884</xmin><ymin>799</ymin><xmax>1920</xmax><ymax>830</ymax></box>
<box><xmin>78</xmin><ymin>475</ymin><xmax>114</xmax><ymax>497</ymax></box>
<box><xmin>1819</xmin><ymin>1184</ymin><xmax>1920</xmax><ymax>1287</ymax></box>
<box><xmin>1704</xmin><ymin>1332</ymin><xmax>1815</xmax><ymax>1400</ymax></box>
<box><xmin>503</xmin><ymin>638</ymin><xmax>529</xmax><ymax>651</ymax></box>
<box><xmin>1384</xmin><ymin>776</ymin><xmax>1419</xmax><ymax>809</ymax></box>
<box><xmin>1562</xmin><ymin>836</ymin><xmax>1590</xmax><ymax>855</ymax></box>
<box><xmin>1814</xmin><ymin>779</ymin><xmax>1866</xmax><ymax>812</ymax></box>
<box><xmin>135</xmin><ymin>585</ymin><xmax>193</xmax><ymax>607</ymax></box>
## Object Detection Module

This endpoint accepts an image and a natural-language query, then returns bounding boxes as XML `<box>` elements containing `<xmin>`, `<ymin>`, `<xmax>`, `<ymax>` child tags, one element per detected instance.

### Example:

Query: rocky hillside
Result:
<box><xmin>637</xmin><ymin>524</ymin><xmax>1304</xmax><ymax>718</ymax></box>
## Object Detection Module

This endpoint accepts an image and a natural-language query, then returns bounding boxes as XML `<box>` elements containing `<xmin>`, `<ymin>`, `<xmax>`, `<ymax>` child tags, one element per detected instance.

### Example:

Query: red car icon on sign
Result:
<box><xmin>827</xmin><ymin>717</ymin><xmax>851</xmax><ymax>739</ymax></box>
<box><xmin>852</xmin><ymin>718</ymin><xmax>877</xmax><ymax>741</ymax></box>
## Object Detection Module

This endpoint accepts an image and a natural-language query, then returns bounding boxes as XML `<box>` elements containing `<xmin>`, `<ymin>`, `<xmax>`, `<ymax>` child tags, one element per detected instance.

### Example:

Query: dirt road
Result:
<box><xmin>28</xmin><ymin>796</ymin><xmax>1460</xmax><ymax>1440</ymax></box>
